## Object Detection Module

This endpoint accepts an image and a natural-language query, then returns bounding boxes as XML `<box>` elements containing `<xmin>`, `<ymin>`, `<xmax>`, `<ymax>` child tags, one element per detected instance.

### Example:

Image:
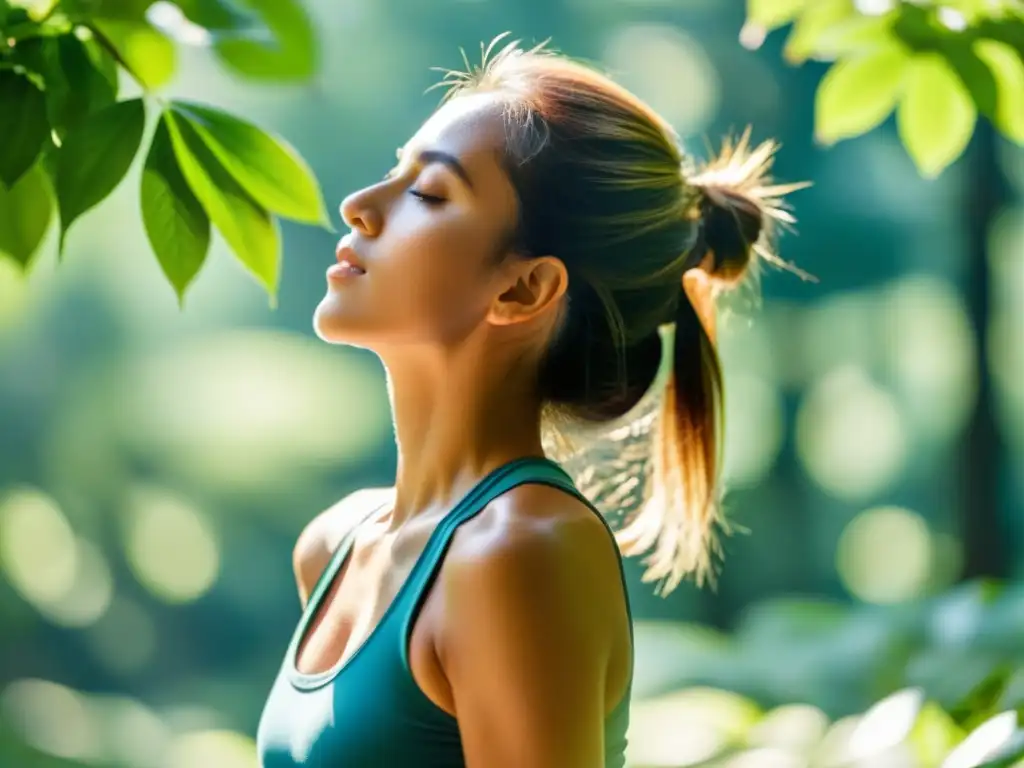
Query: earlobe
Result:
<box><xmin>489</xmin><ymin>256</ymin><xmax>568</xmax><ymax>327</ymax></box>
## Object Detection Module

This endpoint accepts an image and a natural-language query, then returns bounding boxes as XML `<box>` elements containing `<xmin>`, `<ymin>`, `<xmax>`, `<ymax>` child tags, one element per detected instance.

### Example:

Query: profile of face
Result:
<box><xmin>314</xmin><ymin>93</ymin><xmax>559</xmax><ymax>354</ymax></box>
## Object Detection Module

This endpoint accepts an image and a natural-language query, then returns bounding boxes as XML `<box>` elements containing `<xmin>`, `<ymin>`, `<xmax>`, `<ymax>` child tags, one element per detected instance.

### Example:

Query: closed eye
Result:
<box><xmin>409</xmin><ymin>190</ymin><xmax>446</xmax><ymax>205</ymax></box>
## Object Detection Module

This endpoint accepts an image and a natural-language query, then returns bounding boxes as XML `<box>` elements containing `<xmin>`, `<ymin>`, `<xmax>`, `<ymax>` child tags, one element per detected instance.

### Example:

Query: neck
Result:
<box><xmin>380</xmin><ymin>347</ymin><xmax>546</xmax><ymax>527</ymax></box>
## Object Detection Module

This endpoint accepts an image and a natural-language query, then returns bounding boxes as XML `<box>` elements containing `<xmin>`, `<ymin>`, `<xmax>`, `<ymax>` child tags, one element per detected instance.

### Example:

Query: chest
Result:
<box><xmin>294</xmin><ymin>520</ymin><xmax>456</xmax><ymax>714</ymax></box>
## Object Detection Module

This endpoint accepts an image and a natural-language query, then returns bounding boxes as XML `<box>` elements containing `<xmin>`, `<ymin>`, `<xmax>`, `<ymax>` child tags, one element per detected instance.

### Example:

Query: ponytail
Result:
<box><xmin>617</xmin><ymin>132</ymin><xmax>809</xmax><ymax>594</ymax></box>
<box><xmin>436</xmin><ymin>38</ymin><xmax>808</xmax><ymax>595</ymax></box>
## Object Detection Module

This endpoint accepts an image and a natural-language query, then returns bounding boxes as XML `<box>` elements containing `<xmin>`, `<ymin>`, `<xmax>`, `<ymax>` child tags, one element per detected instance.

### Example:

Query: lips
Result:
<box><xmin>326</xmin><ymin>237</ymin><xmax>367</xmax><ymax>281</ymax></box>
<box><xmin>335</xmin><ymin>238</ymin><xmax>367</xmax><ymax>274</ymax></box>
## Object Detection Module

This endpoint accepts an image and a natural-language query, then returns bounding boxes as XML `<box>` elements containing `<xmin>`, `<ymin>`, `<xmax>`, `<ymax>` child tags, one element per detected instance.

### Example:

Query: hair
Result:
<box><xmin>434</xmin><ymin>35</ymin><xmax>809</xmax><ymax>595</ymax></box>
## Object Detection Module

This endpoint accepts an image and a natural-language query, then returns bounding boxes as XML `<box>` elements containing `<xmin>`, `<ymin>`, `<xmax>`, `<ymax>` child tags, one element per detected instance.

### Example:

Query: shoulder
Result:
<box><xmin>441</xmin><ymin>482</ymin><xmax>627</xmax><ymax>659</ymax></box>
<box><xmin>292</xmin><ymin>486</ymin><xmax>394</xmax><ymax>606</ymax></box>
<box><xmin>435</xmin><ymin>483</ymin><xmax>631</xmax><ymax>765</ymax></box>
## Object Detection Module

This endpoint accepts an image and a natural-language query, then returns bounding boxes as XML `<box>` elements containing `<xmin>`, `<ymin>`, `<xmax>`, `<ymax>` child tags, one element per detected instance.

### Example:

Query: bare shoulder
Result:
<box><xmin>292</xmin><ymin>486</ymin><xmax>395</xmax><ymax>606</ymax></box>
<box><xmin>437</xmin><ymin>482</ymin><xmax>632</xmax><ymax>759</ymax></box>
<box><xmin>442</xmin><ymin>482</ymin><xmax>628</xmax><ymax>654</ymax></box>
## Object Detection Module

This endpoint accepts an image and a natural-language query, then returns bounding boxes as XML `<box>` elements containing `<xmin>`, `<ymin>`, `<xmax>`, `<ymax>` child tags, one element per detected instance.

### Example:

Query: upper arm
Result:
<box><xmin>440</xmin><ymin>496</ymin><xmax>626</xmax><ymax>768</ymax></box>
<box><xmin>292</xmin><ymin>487</ymin><xmax>394</xmax><ymax>607</ymax></box>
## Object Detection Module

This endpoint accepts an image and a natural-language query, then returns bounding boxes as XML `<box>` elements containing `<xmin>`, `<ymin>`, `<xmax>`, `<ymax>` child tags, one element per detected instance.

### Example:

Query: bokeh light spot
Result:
<box><xmin>837</xmin><ymin>506</ymin><xmax>933</xmax><ymax>604</ymax></box>
<box><xmin>118</xmin><ymin>331</ymin><xmax>391</xmax><ymax>496</ymax></box>
<box><xmin>796</xmin><ymin>366</ymin><xmax>908</xmax><ymax>501</ymax></box>
<box><xmin>123</xmin><ymin>485</ymin><xmax>220</xmax><ymax>604</ymax></box>
<box><xmin>879</xmin><ymin>274</ymin><xmax>976</xmax><ymax>443</ymax></box>
<box><xmin>0</xmin><ymin>679</ymin><xmax>100</xmax><ymax>761</ymax></box>
<box><xmin>38</xmin><ymin>538</ymin><xmax>114</xmax><ymax>627</ymax></box>
<box><xmin>627</xmin><ymin>688</ymin><xmax>761</xmax><ymax>766</ymax></box>
<box><xmin>603</xmin><ymin>24</ymin><xmax>720</xmax><ymax>136</ymax></box>
<box><xmin>167</xmin><ymin>729</ymin><xmax>258</xmax><ymax>768</ymax></box>
<box><xmin>0</xmin><ymin>487</ymin><xmax>77</xmax><ymax>607</ymax></box>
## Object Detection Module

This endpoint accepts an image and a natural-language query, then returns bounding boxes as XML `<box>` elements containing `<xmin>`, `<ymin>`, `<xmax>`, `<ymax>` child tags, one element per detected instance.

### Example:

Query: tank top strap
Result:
<box><xmin>397</xmin><ymin>456</ymin><xmax>634</xmax><ymax>659</ymax></box>
<box><xmin>302</xmin><ymin>497</ymin><xmax>391</xmax><ymax>625</ymax></box>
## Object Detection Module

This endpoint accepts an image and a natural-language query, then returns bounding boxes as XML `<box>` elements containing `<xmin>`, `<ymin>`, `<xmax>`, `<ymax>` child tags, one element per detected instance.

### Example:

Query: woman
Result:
<box><xmin>257</xmin><ymin>36</ymin><xmax>802</xmax><ymax>768</ymax></box>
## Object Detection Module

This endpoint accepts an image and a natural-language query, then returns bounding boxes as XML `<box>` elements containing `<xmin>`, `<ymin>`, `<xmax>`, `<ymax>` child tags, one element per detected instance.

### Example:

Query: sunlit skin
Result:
<box><xmin>300</xmin><ymin>92</ymin><xmax>633</xmax><ymax>768</ymax></box>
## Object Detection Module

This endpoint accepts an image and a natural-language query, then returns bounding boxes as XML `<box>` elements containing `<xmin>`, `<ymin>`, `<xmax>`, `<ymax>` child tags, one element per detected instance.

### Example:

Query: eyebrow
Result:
<box><xmin>397</xmin><ymin>147</ymin><xmax>475</xmax><ymax>192</ymax></box>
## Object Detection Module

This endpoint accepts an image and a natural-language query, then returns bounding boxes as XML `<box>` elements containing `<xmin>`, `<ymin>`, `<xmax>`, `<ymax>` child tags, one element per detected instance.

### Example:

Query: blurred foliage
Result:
<box><xmin>743</xmin><ymin>0</ymin><xmax>1024</xmax><ymax>176</ymax></box>
<box><xmin>1</xmin><ymin>1</ymin><xmax>1022</xmax><ymax>767</ymax></box>
<box><xmin>627</xmin><ymin>579</ymin><xmax>1024</xmax><ymax>766</ymax></box>
<box><xmin>0</xmin><ymin>0</ymin><xmax>330</xmax><ymax>306</ymax></box>
<box><xmin>4</xmin><ymin>579</ymin><xmax>1023</xmax><ymax>766</ymax></box>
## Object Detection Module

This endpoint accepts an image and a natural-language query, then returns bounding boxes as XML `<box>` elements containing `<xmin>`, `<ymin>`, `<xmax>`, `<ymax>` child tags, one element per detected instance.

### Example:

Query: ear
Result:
<box><xmin>487</xmin><ymin>255</ymin><xmax>568</xmax><ymax>327</ymax></box>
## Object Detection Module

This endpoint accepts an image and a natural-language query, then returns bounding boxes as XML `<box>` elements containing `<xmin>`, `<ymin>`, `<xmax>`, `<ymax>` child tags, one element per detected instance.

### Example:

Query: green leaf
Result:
<box><xmin>897</xmin><ymin>53</ymin><xmax>978</xmax><ymax>178</ymax></box>
<box><xmin>783</xmin><ymin>0</ymin><xmax>855</xmax><ymax>64</ymax></box>
<box><xmin>166</xmin><ymin>111</ymin><xmax>280</xmax><ymax>302</ymax></box>
<box><xmin>45</xmin><ymin>35</ymin><xmax>119</xmax><ymax>139</ymax></box>
<box><xmin>54</xmin><ymin>97</ymin><xmax>146</xmax><ymax>250</ymax></box>
<box><xmin>973</xmin><ymin>40</ymin><xmax>1024</xmax><ymax>143</ymax></box>
<box><xmin>6</xmin><ymin>0</ymin><xmax>58</xmax><ymax>22</ymax></box>
<box><xmin>0</xmin><ymin>163</ymin><xmax>52</xmax><ymax>268</ymax></box>
<box><xmin>973</xmin><ymin>16</ymin><xmax>1024</xmax><ymax>59</ymax></box>
<box><xmin>142</xmin><ymin>115</ymin><xmax>211</xmax><ymax>306</ymax></box>
<box><xmin>941</xmin><ymin>40</ymin><xmax>1000</xmax><ymax>123</ymax></box>
<box><xmin>171</xmin><ymin>101</ymin><xmax>329</xmax><ymax>226</ymax></box>
<box><xmin>63</xmin><ymin>0</ymin><xmax>154</xmax><ymax>21</ymax></box>
<box><xmin>0</xmin><ymin>70</ymin><xmax>49</xmax><ymax>188</ymax></box>
<box><xmin>809</xmin><ymin>12</ymin><xmax>898</xmax><ymax>59</ymax></box>
<box><xmin>746</xmin><ymin>0</ymin><xmax>807</xmax><ymax>31</ymax></box>
<box><xmin>213</xmin><ymin>0</ymin><xmax>317</xmax><ymax>81</ymax></box>
<box><xmin>815</xmin><ymin>44</ymin><xmax>910</xmax><ymax>144</ymax></box>
<box><xmin>909</xmin><ymin>702</ymin><xmax>966</xmax><ymax>767</ymax></box>
<box><xmin>175</xmin><ymin>0</ymin><xmax>256</xmax><ymax>32</ymax></box>
<box><xmin>92</xmin><ymin>18</ymin><xmax>176</xmax><ymax>90</ymax></box>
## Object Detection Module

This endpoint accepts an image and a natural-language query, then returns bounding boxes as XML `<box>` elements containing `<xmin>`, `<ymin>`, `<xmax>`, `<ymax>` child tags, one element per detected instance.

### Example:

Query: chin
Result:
<box><xmin>312</xmin><ymin>298</ymin><xmax>376</xmax><ymax>348</ymax></box>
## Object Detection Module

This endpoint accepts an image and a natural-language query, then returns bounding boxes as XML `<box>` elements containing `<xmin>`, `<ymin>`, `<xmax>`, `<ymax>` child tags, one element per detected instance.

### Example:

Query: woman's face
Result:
<box><xmin>313</xmin><ymin>93</ymin><xmax>521</xmax><ymax>350</ymax></box>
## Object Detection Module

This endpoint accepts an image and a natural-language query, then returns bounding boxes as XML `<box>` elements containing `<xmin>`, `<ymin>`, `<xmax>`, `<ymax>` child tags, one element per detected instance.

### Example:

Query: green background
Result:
<box><xmin>1</xmin><ymin>0</ymin><xmax>1023</xmax><ymax>766</ymax></box>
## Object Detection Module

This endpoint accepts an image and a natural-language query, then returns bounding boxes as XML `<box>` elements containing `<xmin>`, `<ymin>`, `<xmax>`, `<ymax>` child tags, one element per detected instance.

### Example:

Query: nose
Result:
<box><xmin>340</xmin><ymin>186</ymin><xmax>383</xmax><ymax>238</ymax></box>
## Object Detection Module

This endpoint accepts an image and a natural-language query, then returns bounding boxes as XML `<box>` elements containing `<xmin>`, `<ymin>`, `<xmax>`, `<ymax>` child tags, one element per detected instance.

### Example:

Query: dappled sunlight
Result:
<box><xmin>748</xmin><ymin>704</ymin><xmax>830</xmax><ymax>754</ymax></box>
<box><xmin>879</xmin><ymin>275</ymin><xmax>976</xmax><ymax>444</ymax></box>
<box><xmin>38</xmin><ymin>538</ymin><xmax>115</xmax><ymax>628</ymax></box>
<box><xmin>1</xmin><ymin>680</ymin><xmax>100</xmax><ymax>762</ymax></box>
<box><xmin>39</xmin><ymin>329</ymin><xmax>392</xmax><ymax>504</ymax></box>
<box><xmin>0</xmin><ymin>487</ymin><xmax>114</xmax><ymax>627</ymax></box>
<box><xmin>122</xmin><ymin>485</ymin><xmax>220</xmax><ymax>604</ymax></box>
<box><xmin>1</xmin><ymin>1</ymin><xmax>1022</xmax><ymax>766</ymax></box>
<box><xmin>796</xmin><ymin>366</ymin><xmax>908</xmax><ymax>501</ymax></box>
<box><xmin>0</xmin><ymin>487</ymin><xmax>77</xmax><ymax>608</ymax></box>
<box><xmin>0</xmin><ymin>677</ymin><xmax>257</xmax><ymax>768</ymax></box>
<box><xmin>87</xmin><ymin>695</ymin><xmax>171</xmax><ymax>768</ymax></box>
<box><xmin>119</xmin><ymin>331</ymin><xmax>390</xmax><ymax>493</ymax></box>
<box><xmin>603</xmin><ymin>24</ymin><xmax>720</xmax><ymax>137</ymax></box>
<box><xmin>837</xmin><ymin>506</ymin><xmax>934</xmax><ymax>604</ymax></box>
<box><xmin>167</xmin><ymin>729</ymin><xmax>257</xmax><ymax>768</ymax></box>
<box><xmin>627</xmin><ymin>688</ymin><xmax>760</xmax><ymax>766</ymax></box>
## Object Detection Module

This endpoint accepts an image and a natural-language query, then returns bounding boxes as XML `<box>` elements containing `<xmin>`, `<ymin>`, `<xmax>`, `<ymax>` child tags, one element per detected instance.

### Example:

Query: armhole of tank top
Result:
<box><xmin>397</xmin><ymin>458</ymin><xmax>634</xmax><ymax>695</ymax></box>
<box><xmin>524</xmin><ymin>465</ymin><xmax>636</xmax><ymax>720</ymax></box>
<box><xmin>289</xmin><ymin>495</ymin><xmax>392</xmax><ymax>663</ymax></box>
<box><xmin>521</xmin><ymin>466</ymin><xmax>636</xmax><ymax>649</ymax></box>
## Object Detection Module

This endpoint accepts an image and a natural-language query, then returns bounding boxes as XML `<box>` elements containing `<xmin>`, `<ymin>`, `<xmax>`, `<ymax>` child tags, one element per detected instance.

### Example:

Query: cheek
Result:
<box><xmin>315</xmin><ymin>215</ymin><xmax>497</xmax><ymax>345</ymax></box>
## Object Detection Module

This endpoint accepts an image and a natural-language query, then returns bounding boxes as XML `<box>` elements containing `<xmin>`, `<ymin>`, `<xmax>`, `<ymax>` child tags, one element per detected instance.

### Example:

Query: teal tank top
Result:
<box><xmin>256</xmin><ymin>457</ymin><xmax>634</xmax><ymax>767</ymax></box>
